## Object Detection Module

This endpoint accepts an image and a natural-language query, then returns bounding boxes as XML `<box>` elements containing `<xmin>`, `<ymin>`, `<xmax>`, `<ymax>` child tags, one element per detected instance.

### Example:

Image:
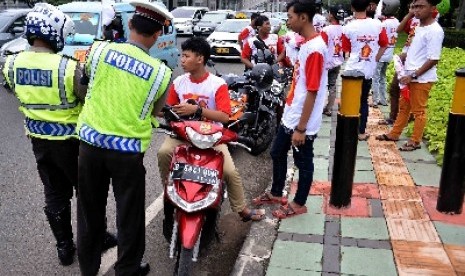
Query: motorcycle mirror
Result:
<box><xmin>253</xmin><ymin>40</ymin><xmax>265</xmax><ymax>50</ymax></box>
<box><xmin>206</xmin><ymin>59</ymin><xmax>215</xmax><ymax>67</ymax></box>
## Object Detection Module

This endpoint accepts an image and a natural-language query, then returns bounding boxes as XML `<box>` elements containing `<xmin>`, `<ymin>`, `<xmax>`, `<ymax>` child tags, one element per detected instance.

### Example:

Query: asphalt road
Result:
<box><xmin>0</xmin><ymin>36</ymin><xmax>272</xmax><ymax>276</ymax></box>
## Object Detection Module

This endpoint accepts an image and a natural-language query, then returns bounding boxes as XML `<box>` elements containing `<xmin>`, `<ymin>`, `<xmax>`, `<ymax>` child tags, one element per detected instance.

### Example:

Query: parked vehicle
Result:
<box><xmin>193</xmin><ymin>11</ymin><xmax>234</xmax><ymax>37</ymax></box>
<box><xmin>172</xmin><ymin>6</ymin><xmax>209</xmax><ymax>36</ymax></box>
<box><xmin>207</xmin><ymin>19</ymin><xmax>250</xmax><ymax>60</ymax></box>
<box><xmin>159</xmin><ymin>107</ymin><xmax>250</xmax><ymax>276</ymax></box>
<box><xmin>0</xmin><ymin>9</ymin><xmax>30</xmax><ymax>47</ymax></box>
<box><xmin>0</xmin><ymin>1</ymin><xmax>179</xmax><ymax>70</ymax></box>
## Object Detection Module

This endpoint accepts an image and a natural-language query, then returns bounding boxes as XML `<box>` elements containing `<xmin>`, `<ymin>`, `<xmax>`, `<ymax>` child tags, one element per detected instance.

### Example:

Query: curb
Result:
<box><xmin>230</xmin><ymin>167</ymin><xmax>297</xmax><ymax>276</ymax></box>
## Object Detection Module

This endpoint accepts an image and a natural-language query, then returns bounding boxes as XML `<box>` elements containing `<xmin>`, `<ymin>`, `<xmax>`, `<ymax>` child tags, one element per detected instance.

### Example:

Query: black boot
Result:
<box><xmin>44</xmin><ymin>204</ymin><xmax>76</xmax><ymax>266</ymax></box>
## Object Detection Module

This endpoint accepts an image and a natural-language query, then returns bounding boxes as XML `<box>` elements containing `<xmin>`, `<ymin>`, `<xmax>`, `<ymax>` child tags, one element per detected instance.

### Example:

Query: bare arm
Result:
<box><xmin>73</xmin><ymin>63</ymin><xmax>88</xmax><ymax>100</ymax></box>
<box><xmin>292</xmin><ymin>91</ymin><xmax>316</xmax><ymax>146</ymax></box>
<box><xmin>171</xmin><ymin>103</ymin><xmax>229</xmax><ymax>123</ymax></box>
<box><xmin>400</xmin><ymin>59</ymin><xmax>439</xmax><ymax>84</ymax></box>
<box><xmin>397</xmin><ymin>9</ymin><xmax>414</xmax><ymax>34</ymax></box>
<box><xmin>376</xmin><ymin>47</ymin><xmax>387</xmax><ymax>62</ymax></box>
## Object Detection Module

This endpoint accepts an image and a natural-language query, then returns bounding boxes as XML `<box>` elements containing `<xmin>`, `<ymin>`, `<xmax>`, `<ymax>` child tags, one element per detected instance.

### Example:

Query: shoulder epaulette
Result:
<box><xmin>4</xmin><ymin>50</ymin><xmax>23</xmax><ymax>55</ymax></box>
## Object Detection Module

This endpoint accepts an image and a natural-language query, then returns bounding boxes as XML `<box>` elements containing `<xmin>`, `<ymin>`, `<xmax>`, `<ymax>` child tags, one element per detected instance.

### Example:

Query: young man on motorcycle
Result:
<box><xmin>157</xmin><ymin>37</ymin><xmax>265</xmax><ymax>222</ymax></box>
<box><xmin>241</xmin><ymin>15</ymin><xmax>284</xmax><ymax>69</ymax></box>
<box><xmin>252</xmin><ymin>0</ymin><xmax>328</xmax><ymax>219</ymax></box>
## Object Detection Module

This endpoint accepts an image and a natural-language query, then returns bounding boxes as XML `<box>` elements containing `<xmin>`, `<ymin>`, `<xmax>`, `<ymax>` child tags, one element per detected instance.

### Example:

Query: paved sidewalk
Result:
<box><xmin>232</xmin><ymin>104</ymin><xmax>465</xmax><ymax>276</ymax></box>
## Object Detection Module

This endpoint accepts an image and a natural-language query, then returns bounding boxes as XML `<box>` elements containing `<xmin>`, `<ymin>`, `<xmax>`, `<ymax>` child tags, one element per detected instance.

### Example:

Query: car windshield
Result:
<box><xmin>65</xmin><ymin>12</ymin><xmax>100</xmax><ymax>35</ymax></box>
<box><xmin>200</xmin><ymin>13</ymin><xmax>225</xmax><ymax>23</ymax></box>
<box><xmin>171</xmin><ymin>8</ymin><xmax>195</xmax><ymax>18</ymax></box>
<box><xmin>215</xmin><ymin>20</ymin><xmax>249</xmax><ymax>33</ymax></box>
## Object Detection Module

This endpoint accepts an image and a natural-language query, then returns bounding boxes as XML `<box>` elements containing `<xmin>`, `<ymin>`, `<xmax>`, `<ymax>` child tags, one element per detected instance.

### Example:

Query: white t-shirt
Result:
<box><xmin>404</xmin><ymin>21</ymin><xmax>444</xmax><ymax>83</ymax></box>
<box><xmin>313</xmin><ymin>13</ymin><xmax>327</xmax><ymax>33</ymax></box>
<box><xmin>342</xmin><ymin>18</ymin><xmax>388</xmax><ymax>79</ymax></box>
<box><xmin>241</xmin><ymin>34</ymin><xmax>281</xmax><ymax>64</ymax></box>
<box><xmin>379</xmin><ymin>17</ymin><xmax>400</xmax><ymax>62</ymax></box>
<box><xmin>239</xmin><ymin>25</ymin><xmax>256</xmax><ymax>46</ymax></box>
<box><xmin>322</xmin><ymin>24</ymin><xmax>343</xmax><ymax>69</ymax></box>
<box><xmin>282</xmin><ymin>34</ymin><xmax>328</xmax><ymax>135</ymax></box>
<box><xmin>282</xmin><ymin>31</ymin><xmax>304</xmax><ymax>66</ymax></box>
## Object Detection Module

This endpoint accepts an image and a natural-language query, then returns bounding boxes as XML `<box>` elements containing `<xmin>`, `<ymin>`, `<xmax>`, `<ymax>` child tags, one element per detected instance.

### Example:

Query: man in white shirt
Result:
<box><xmin>376</xmin><ymin>0</ymin><xmax>444</xmax><ymax>151</ymax></box>
<box><xmin>372</xmin><ymin>0</ymin><xmax>400</xmax><ymax>107</ymax></box>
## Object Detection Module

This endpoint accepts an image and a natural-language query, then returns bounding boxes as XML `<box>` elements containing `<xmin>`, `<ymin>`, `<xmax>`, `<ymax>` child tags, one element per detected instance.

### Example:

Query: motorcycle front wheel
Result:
<box><xmin>250</xmin><ymin>113</ymin><xmax>277</xmax><ymax>156</ymax></box>
<box><xmin>174</xmin><ymin>245</ymin><xmax>194</xmax><ymax>276</ymax></box>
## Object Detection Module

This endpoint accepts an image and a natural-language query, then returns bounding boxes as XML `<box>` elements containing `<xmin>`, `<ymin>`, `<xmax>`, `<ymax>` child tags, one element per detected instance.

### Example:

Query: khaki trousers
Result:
<box><xmin>389</xmin><ymin>82</ymin><xmax>434</xmax><ymax>143</ymax></box>
<box><xmin>157</xmin><ymin>136</ymin><xmax>246</xmax><ymax>213</ymax></box>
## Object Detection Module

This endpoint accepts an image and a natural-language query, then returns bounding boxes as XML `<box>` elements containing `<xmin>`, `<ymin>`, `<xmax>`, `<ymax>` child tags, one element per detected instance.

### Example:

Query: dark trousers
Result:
<box><xmin>270</xmin><ymin>125</ymin><xmax>315</xmax><ymax>206</ymax></box>
<box><xmin>31</xmin><ymin>138</ymin><xmax>79</xmax><ymax>213</ymax></box>
<box><xmin>388</xmin><ymin>72</ymin><xmax>400</xmax><ymax>121</ymax></box>
<box><xmin>359</xmin><ymin>78</ymin><xmax>372</xmax><ymax>134</ymax></box>
<box><xmin>77</xmin><ymin>142</ymin><xmax>146</xmax><ymax>276</ymax></box>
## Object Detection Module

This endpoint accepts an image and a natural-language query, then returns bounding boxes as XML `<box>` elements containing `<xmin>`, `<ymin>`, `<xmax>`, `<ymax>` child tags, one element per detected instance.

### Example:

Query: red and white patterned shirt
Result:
<box><xmin>282</xmin><ymin>34</ymin><xmax>328</xmax><ymax>135</ymax></box>
<box><xmin>241</xmin><ymin>34</ymin><xmax>284</xmax><ymax>64</ymax></box>
<box><xmin>166</xmin><ymin>72</ymin><xmax>231</xmax><ymax>116</ymax></box>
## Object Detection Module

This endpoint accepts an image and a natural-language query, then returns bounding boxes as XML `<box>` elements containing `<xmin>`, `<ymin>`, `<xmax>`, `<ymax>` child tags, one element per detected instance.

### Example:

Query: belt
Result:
<box><xmin>79</xmin><ymin>124</ymin><xmax>141</xmax><ymax>153</ymax></box>
<box><xmin>25</xmin><ymin>118</ymin><xmax>76</xmax><ymax>136</ymax></box>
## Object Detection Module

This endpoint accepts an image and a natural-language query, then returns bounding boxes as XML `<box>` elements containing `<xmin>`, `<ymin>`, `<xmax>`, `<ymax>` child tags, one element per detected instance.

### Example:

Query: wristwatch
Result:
<box><xmin>195</xmin><ymin>106</ymin><xmax>203</xmax><ymax>117</ymax></box>
<box><xmin>294</xmin><ymin>127</ymin><xmax>306</xmax><ymax>134</ymax></box>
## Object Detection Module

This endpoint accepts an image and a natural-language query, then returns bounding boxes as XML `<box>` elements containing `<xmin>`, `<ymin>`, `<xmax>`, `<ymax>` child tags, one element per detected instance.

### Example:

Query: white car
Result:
<box><xmin>207</xmin><ymin>19</ymin><xmax>250</xmax><ymax>60</ymax></box>
<box><xmin>172</xmin><ymin>6</ymin><xmax>209</xmax><ymax>35</ymax></box>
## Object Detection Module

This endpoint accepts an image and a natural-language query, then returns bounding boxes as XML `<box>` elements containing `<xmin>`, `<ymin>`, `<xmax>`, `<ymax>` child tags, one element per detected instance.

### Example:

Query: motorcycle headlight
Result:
<box><xmin>186</xmin><ymin>127</ymin><xmax>222</xmax><ymax>149</ymax></box>
<box><xmin>193</xmin><ymin>25</ymin><xmax>200</xmax><ymax>31</ymax></box>
<box><xmin>271</xmin><ymin>82</ymin><xmax>283</xmax><ymax>96</ymax></box>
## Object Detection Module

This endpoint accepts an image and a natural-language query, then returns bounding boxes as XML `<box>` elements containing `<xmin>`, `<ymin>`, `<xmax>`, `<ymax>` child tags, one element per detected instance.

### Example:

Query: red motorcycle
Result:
<box><xmin>159</xmin><ymin>107</ymin><xmax>250</xmax><ymax>276</ymax></box>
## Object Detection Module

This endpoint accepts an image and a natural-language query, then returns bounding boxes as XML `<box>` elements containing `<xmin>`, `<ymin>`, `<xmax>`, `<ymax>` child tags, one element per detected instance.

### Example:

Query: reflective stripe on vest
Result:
<box><xmin>139</xmin><ymin>64</ymin><xmax>167</xmax><ymax>119</ymax></box>
<box><xmin>25</xmin><ymin>118</ymin><xmax>76</xmax><ymax>136</ymax></box>
<box><xmin>17</xmin><ymin>56</ymin><xmax>79</xmax><ymax>110</ymax></box>
<box><xmin>7</xmin><ymin>54</ymin><xmax>18</xmax><ymax>90</ymax></box>
<box><xmin>90</xmin><ymin>42</ymin><xmax>109</xmax><ymax>82</ymax></box>
<box><xmin>79</xmin><ymin>124</ymin><xmax>141</xmax><ymax>153</ymax></box>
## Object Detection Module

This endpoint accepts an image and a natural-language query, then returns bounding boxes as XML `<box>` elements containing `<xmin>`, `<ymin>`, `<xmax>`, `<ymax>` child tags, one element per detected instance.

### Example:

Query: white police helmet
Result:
<box><xmin>25</xmin><ymin>3</ymin><xmax>75</xmax><ymax>52</ymax></box>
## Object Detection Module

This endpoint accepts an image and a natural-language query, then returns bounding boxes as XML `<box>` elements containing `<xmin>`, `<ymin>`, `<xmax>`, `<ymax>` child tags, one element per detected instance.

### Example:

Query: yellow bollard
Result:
<box><xmin>339</xmin><ymin>74</ymin><xmax>364</xmax><ymax>117</ymax></box>
<box><xmin>451</xmin><ymin>68</ymin><xmax>465</xmax><ymax>115</ymax></box>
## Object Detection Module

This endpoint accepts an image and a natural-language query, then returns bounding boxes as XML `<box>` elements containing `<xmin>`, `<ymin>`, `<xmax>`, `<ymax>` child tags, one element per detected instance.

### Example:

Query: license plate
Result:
<box><xmin>171</xmin><ymin>163</ymin><xmax>219</xmax><ymax>185</ymax></box>
<box><xmin>74</xmin><ymin>50</ymin><xmax>87</xmax><ymax>63</ymax></box>
<box><xmin>216</xmin><ymin>47</ymin><xmax>229</xmax><ymax>54</ymax></box>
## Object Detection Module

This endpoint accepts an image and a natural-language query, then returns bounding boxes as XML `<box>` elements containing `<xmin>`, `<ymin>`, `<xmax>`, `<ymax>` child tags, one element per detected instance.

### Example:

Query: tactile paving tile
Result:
<box><xmin>386</xmin><ymin>219</ymin><xmax>440</xmax><ymax>243</ymax></box>
<box><xmin>376</xmin><ymin>172</ymin><xmax>415</xmax><ymax>186</ymax></box>
<box><xmin>382</xmin><ymin>200</ymin><xmax>429</xmax><ymax>220</ymax></box>
<box><xmin>379</xmin><ymin>186</ymin><xmax>422</xmax><ymax>201</ymax></box>
<box><xmin>372</xmin><ymin>161</ymin><xmax>410</xmax><ymax>174</ymax></box>
<box><xmin>392</xmin><ymin>241</ymin><xmax>456</xmax><ymax>275</ymax></box>
<box><xmin>444</xmin><ymin>244</ymin><xmax>465</xmax><ymax>275</ymax></box>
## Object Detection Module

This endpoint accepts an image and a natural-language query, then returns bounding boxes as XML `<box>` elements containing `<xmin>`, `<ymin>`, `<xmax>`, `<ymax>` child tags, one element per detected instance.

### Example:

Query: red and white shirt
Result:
<box><xmin>313</xmin><ymin>13</ymin><xmax>327</xmax><ymax>33</ymax></box>
<box><xmin>321</xmin><ymin>23</ymin><xmax>343</xmax><ymax>69</ymax></box>
<box><xmin>241</xmin><ymin>34</ymin><xmax>284</xmax><ymax>64</ymax></box>
<box><xmin>238</xmin><ymin>25</ymin><xmax>256</xmax><ymax>46</ymax></box>
<box><xmin>402</xmin><ymin>17</ymin><xmax>420</xmax><ymax>53</ymax></box>
<box><xmin>379</xmin><ymin>17</ymin><xmax>400</xmax><ymax>62</ymax></box>
<box><xmin>342</xmin><ymin>18</ymin><xmax>388</xmax><ymax>79</ymax></box>
<box><xmin>282</xmin><ymin>34</ymin><xmax>328</xmax><ymax>135</ymax></box>
<box><xmin>282</xmin><ymin>31</ymin><xmax>304</xmax><ymax>66</ymax></box>
<box><xmin>166</xmin><ymin>72</ymin><xmax>231</xmax><ymax>116</ymax></box>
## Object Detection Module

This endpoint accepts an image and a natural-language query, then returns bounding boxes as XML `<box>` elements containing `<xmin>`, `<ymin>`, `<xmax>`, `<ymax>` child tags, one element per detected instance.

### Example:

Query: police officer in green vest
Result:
<box><xmin>2</xmin><ymin>3</ymin><xmax>117</xmax><ymax>267</ymax></box>
<box><xmin>76</xmin><ymin>1</ymin><xmax>172</xmax><ymax>275</ymax></box>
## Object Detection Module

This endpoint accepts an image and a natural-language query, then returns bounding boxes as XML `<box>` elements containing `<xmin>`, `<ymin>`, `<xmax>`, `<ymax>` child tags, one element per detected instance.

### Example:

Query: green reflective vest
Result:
<box><xmin>2</xmin><ymin>51</ymin><xmax>81</xmax><ymax>140</ymax></box>
<box><xmin>77</xmin><ymin>41</ymin><xmax>172</xmax><ymax>153</ymax></box>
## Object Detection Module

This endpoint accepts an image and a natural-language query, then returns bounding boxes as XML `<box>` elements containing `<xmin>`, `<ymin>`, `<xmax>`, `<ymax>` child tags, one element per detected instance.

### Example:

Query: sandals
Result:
<box><xmin>272</xmin><ymin>203</ymin><xmax>307</xmax><ymax>219</ymax></box>
<box><xmin>375</xmin><ymin>134</ymin><xmax>399</xmax><ymax>142</ymax></box>
<box><xmin>322</xmin><ymin>110</ymin><xmax>332</xmax><ymax>117</ymax></box>
<box><xmin>399</xmin><ymin>141</ymin><xmax>421</xmax><ymax>151</ymax></box>
<box><xmin>240</xmin><ymin>208</ymin><xmax>266</xmax><ymax>222</ymax></box>
<box><xmin>378</xmin><ymin>119</ymin><xmax>394</xmax><ymax>125</ymax></box>
<box><xmin>252</xmin><ymin>192</ymin><xmax>288</xmax><ymax>206</ymax></box>
<box><xmin>358</xmin><ymin>133</ymin><xmax>370</xmax><ymax>141</ymax></box>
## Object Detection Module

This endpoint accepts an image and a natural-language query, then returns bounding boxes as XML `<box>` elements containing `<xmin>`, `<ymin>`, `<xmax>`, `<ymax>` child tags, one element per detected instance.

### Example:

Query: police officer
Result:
<box><xmin>1</xmin><ymin>3</ymin><xmax>116</xmax><ymax>266</ymax></box>
<box><xmin>76</xmin><ymin>1</ymin><xmax>172</xmax><ymax>275</ymax></box>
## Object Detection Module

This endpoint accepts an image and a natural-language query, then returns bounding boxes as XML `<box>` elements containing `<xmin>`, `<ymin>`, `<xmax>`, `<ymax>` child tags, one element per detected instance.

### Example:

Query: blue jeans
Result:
<box><xmin>359</xmin><ymin>78</ymin><xmax>372</xmax><ymax>134</ymax></box>
<box><xmin>270</xmin><ymin>125</ymin><xmax>315</xmax><ymax>206</ymax></box>
<box><xmin>372</xmin><ymin>62</ymin><xmax>388</xmax><ymax>105</ymax></box>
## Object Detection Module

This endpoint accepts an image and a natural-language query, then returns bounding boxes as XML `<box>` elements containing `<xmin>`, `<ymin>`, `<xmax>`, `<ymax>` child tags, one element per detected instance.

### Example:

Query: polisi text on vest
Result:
<box><xmin>104</xmin><ymin>50</ymin><xmax>154</xmax><ymax>80</ymax></box>
<box><xmin>16</xmin><ymin>68</ymin><xmax>53</xmax><ymax>87</ymax></box>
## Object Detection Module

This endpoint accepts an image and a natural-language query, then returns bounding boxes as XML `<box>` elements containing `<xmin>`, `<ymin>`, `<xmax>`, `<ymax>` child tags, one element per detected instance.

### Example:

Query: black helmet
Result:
<box><xmin>250</xmin><ymin>63</ymin><xmax>273</xmax><ymax>90</ymax></box>
<box><xmin>330</xmin><ymin>5</ymin><xmax>345</xmax><ymax>21</ymax></box>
